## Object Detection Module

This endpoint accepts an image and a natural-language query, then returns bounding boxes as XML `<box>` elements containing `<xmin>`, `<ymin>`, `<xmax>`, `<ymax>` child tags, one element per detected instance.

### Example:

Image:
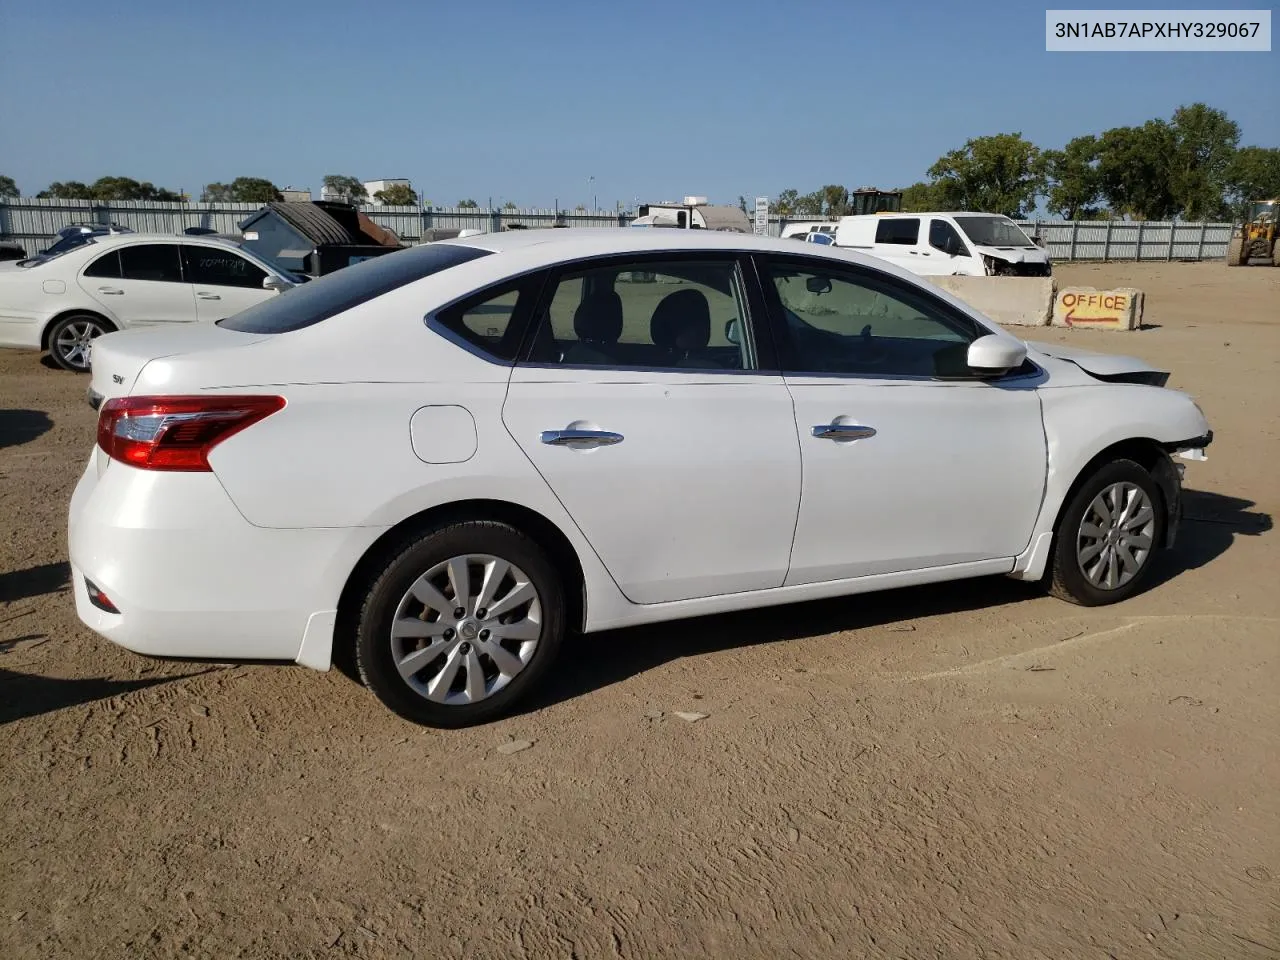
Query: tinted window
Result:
<box><xmin>83</xmin><ymin>250</ymin><xmax>121</xmax><ymax>278</ymax></box>
<box><xmin>765</xmin><ymin>258</ymin><xmax>981</xmax><ymax>378</ymax></box>
<box><xmin>433</xmin><ymin>281</ymin><xmax>534</xmax><ymax>362</ymax></box>
<box><xmin>874</xmin><ymin>218</ymin><xmax>920</xmax><ymax>245</ymax></box>
<box><xmin>182</xmin><ymin>245</ymin><xmax>267</xmax><ymax>288</ymax></box>
<box><xmin>929</xmin><ymin>219</ymin><xmax>968</xmax><ymax>256</ymax></box>
<box><xmin>527</xmin><ymin>259</ymin><xmax>751</xmax><ymax>370</ymax></box>
<box><xmin>119</xmin><ymin>244</ymin><xmax>184</xmax><ymax>283</ymax></box>
<box><xmin>219</xmin><ymin>243</ymin><xmax>490</xmax><ymax>334</ymax></box>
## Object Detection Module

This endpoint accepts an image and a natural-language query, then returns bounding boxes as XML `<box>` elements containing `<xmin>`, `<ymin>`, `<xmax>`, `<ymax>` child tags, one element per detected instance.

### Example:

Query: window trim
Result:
<box><xmin>514</xmin><ymin>250</ymin><xmax>777</xmax><ymax>376</ymax></box>
<box><xmin>753</xmin><ymin>252</ymin><xmax>1041</xmax><ymax>383</ymax></box>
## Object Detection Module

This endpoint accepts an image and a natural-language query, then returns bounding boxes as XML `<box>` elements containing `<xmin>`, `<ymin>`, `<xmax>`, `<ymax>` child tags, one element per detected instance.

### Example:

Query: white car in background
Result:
<box><xmin>834</xmin><ymin>212</ymin><xmax>1053</xmax><ymax>277</ymax></box>
<box><xmin>71</xmin><ymin>229</ymin><xmax>1211</xmax><ymax>727</ymax></box>
<box><xmin>0</xmin><ymin>233</ymin><xmax>296</xmax><ymax>371</ymax></box>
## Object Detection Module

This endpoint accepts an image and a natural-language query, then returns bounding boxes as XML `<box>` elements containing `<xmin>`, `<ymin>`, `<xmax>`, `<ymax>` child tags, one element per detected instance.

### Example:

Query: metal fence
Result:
<box><xmin>0</xmin><ymin>198</ymin><xmax>1237</xmax><ymax>261</ymax></box>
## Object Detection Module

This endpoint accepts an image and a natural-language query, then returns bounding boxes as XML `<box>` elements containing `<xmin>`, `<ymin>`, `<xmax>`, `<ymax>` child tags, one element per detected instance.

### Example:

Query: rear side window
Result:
<box><xmin>83</xmin><ymin>251</ymin><xmax>121</xmax><ymax>278</ymax></box>
<box><xmin>874</xmin><ymin>218</ymin><xmax>920</xmax><ymax>245</ymax></box>
<box><xmin>119</xmin><ymin>244</ymin><xmax>184</xmax><ymax>282</ymax></box>
<box><xmin>182</xmin><ymin>245</ymin><xmax>267</xmax><ymax>288</ymax></box>
<box><xmin>432</xmin><ymin>276</ymin><xmax>542</xmax><ymax>362</ymax></box>
<box><xmin>219</xmin><ymin>243</ymin><xmax>491</xmax><ymax>334</ymax></box>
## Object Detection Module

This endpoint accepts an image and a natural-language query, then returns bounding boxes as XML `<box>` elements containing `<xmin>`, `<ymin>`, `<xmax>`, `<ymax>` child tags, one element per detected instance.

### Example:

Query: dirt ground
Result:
<box><xmin>1</xmin><ymin>261</ymin><xmax>1277</xmax><ymax>959</ymax></box>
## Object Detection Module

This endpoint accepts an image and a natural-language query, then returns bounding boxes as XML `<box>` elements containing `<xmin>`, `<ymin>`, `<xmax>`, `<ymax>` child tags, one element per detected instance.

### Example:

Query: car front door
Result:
<box><xmin>499</xmin><ymin>254</ymin><xmax>801</xmax><ymax>605</ymax></box>
<box><xmin>181</xmin><ymin>244</ymin><xmax>276</xmax><ymax>321</ymax></box>
<box><xmin>79</xmin><ymin>242</ymin><xmax>197</xmax><ymax>327</ymax></box>
<box><xmin>759</xmin><ymin>254</ymin><xmax>1047</xmax><ymax>585</ymax></box>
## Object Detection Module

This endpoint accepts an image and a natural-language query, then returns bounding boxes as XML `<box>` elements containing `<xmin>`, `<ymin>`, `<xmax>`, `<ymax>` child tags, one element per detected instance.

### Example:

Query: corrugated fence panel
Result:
<box><xmin>0</xmin><ymin>199</ymin><xmax>1237</xmax><ymax>261</ymax></box>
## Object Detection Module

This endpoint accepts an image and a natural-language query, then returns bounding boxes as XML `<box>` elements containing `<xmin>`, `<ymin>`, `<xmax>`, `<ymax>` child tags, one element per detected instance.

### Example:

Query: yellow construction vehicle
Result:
<box><xmin>1225</xmin><ymin>199</ymin><xmax>1279</xmax><ymax>266</ymax></box>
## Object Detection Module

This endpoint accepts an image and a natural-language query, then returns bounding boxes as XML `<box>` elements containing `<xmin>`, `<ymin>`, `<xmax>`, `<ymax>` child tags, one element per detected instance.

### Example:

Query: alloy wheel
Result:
<box><xmin>389</xmin><ymin>554</ymin><xmax>542</xmax><ymax>705</ymax></box>
<box><xmin>54</xmin><ymin>319</ymin><xmax>104</xmax><ymax>370</ymax></box>
<box><xmin>1076</xmin><ymin>481</ymin><xmax>1156</xmax><ymax>590</ymax></box>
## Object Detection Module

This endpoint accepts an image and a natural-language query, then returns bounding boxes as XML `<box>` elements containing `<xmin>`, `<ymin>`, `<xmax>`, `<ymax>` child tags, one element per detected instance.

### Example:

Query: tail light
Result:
<box><xmin>97</xmin><ymin>395</ymin><xmax>286</xmax><ymax>471</ymax></box>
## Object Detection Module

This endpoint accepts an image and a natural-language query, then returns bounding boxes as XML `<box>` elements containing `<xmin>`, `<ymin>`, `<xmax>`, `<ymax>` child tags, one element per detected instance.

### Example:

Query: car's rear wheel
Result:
<box><xmin>355</xmin><ymin>520</ymin><xmax>566</xmax><ymax>727</ymax></box>
<box><xmin>1049</xmin><ymin>458</ymin><xmax>1165</xmax><ymax>606</ymax></box>
<box><xmin>48</xmin><ymin>314</ymin><xmax>111</xmax><ymax>372</ymax></box>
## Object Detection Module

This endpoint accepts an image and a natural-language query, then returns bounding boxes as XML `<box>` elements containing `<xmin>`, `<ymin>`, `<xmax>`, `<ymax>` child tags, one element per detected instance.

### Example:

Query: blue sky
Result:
<box><xmin>1</xmin><ymin>0</ymin><xmax>1275</xmax><ymax>208</ymax></box>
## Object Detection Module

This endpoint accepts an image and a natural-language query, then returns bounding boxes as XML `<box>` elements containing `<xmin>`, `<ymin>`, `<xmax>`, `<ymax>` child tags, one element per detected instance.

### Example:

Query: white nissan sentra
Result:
<box><xmin>69</xmin><ymin>229</ymin><xmax>1213</xmax><ymax>727</ymax></box>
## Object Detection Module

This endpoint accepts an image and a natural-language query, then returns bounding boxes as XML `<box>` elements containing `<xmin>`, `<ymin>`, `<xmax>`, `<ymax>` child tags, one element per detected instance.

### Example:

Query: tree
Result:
<box><xmin>737</xmin><ymin>195</ymin><xmax>749</xmax><ymax>215</ymax></box>
<box><xmin>820</xmin><ymin>185</ymin><xmax>850</xmax><ymax>217</ymax></box>
<box><xmin>230</xmin><ymin>177</ymin><xmax>283</xmax><ymax>203</ymax></box>
<box><xmin>0</xmin><ymin>175</ymin><xmax>18</xmax><ymax>199</ymax></box>
<box><xmin>202</xmin><ymin>182</ymin><xmax>233</xmax><ymax>202</ymax></box>
<box><xmin>1168</xmin><ymin>103</ymin><xmax>1240</xmax><ymax>220</ymax></box>
<box><xmin>1096</xmin><ymin>121</ymin><xmax>1178</xmax><ymax>220</ymax></box>
<box><xmin>374</xmin><ymin>183</ymin><xmax>418</xmax><ymax>206</ymax></box>
<box><xmin>927</xmin><ymin>133</ymin><xmax>1045</xmax><ymax>217</ymax></box>
<box><xmin>502</xmin><ymin>200</ymin><xmax>518</xmax><ymax>210</ymax></box>
<box><xmin>898</xmin><ymin>181</ymin><xmax>943</xmax><ymax>212</ymax></box>
<box><xmin>457</xmin><ymin>199</ymin><xmax>479</xmax><ymax>208</ymax></box>
<box><xmin>1225</xmin><ymin>146</ymin><xmax>1280</xmax><ymax>215</ymax></box>
<box><xmin>37</xmin><ymin>180</ymin><xmax>93</xmax><ymax>199</ymax></box>
<box><xmin>774</xmin><ymin>189</ymin><xmax>800</xmax><ymax>216</ymax></box>
<box><xmin>1042</xmin><ymin>135</ymin><xmax>1102</xmax><ymax>219</ymax></box>
<box><xmin>82</xmin><ymin>176</ymin><xmax>181</xmax><ymax>201</ymax></box>
<box><xmin>323</xmin><ymin>174</ymin><xmax>367</xmax><ymax>203</ymax></box>
<box><xmin>793</xmin><ymin>190</ymin><xmax>824</xmax><ymax>216</ymax></box>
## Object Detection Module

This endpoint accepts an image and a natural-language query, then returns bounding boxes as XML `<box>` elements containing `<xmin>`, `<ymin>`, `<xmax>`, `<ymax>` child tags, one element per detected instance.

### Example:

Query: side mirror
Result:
<box><xmin>805</xmin><ymin>276</ymin><xmax>833</xmax><ymax>294</ymax></box>
<box><xmin>725</xmin><ymin>319</ymin><xmax>740</xmax><ymax>345</ymax></box>
<box><xmin>966</xmin><ymin>334</ymin><xmax>1027</xmax><ymax>377</ymax></box>
<box><xmin>263</xmin><ymin>274</ymin><xmax>291</xmax><ymax>293</ymax></box>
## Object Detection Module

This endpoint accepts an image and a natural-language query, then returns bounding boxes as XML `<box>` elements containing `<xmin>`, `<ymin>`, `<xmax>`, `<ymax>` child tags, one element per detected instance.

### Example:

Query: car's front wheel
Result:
<box><xmin>1049</xmin><ymin>458</ymin><xmax>1165</xmax><ymax>606</ymax></box>
<box><xmin>355</xmin><ymin>520</ymin><xmax>566</xmax><ymax>727</ymax></box>
<box><xmin>48</xmin><ymin>314</ymin><xmax>111</xmax><ymax>372</ymax></box>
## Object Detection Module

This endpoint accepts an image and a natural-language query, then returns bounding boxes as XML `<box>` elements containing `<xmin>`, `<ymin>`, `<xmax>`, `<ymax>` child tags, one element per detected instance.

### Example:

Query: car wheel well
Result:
<box><xmin>41</xmin><ymin>309</ymin><xmax>115</xmax><ymax>350</ymax></box>
<box><xmin>333</xmin><ymin>499</ymin><xmax>587</xmax><ymax>674</ymax></box>
<box><xmin>1048</xmin><ymin>437</ymin><xmax>1175</xmax><ymax>564</ymax></box>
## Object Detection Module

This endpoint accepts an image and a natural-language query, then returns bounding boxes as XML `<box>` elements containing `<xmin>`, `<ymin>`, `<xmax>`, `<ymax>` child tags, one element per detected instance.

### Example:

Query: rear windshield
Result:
<box><xmin>218</xmin><ymin>243</ymin><xmax>491</xmax><ymax>334</ymax></box>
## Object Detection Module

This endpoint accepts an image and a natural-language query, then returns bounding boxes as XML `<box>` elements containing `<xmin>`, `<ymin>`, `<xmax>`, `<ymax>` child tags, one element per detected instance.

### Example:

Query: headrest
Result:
<box><xmin>650</xmin><ymin>288</ymin><xmax>711</xmax><ymax>351</ymax></box>
<box><xmin>573</xmin><ymin>291</ymin><xmax>624</xmax><ymax>344</ymax></box>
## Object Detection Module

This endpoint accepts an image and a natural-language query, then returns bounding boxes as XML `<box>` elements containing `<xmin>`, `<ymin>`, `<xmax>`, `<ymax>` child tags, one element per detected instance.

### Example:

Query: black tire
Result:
<box><xmin>1226</xmin><ymin>236</ymin><xmax>1248</xmax><ymax>266</ymax></box>
<box><xmin>47</xmin><ymin>313</ymin><xmax>111</xmax><ymax>372</ymax></box>
<box><xmin>1048</xmin><ymin>458</ymin><xmax>1166</xmax><ymax>606</ymax></box>
<box><xmin>355</xmin><ymin>520</ymin><xmax>566</xmax><ymax>728</ymax></box>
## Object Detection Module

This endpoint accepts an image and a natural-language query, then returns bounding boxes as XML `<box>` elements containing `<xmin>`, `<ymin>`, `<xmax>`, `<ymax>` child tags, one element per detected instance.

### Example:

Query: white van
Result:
<box><xmin>833</xmin><ymin>212</ymin><xmax>1052</xmax><ymax>277</ymax></box>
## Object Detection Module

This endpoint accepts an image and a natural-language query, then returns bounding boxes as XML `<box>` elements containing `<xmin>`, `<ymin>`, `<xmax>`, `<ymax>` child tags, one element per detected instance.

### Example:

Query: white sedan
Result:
<box><xmin>0</xmin><ymin>233</ymin><xmax>295</xmax><ymax>371</ymax></box>
<box><xmin>69</xmin><ymin>229</ymin><xmax>1213</xmax><ymax>726</ymax></box>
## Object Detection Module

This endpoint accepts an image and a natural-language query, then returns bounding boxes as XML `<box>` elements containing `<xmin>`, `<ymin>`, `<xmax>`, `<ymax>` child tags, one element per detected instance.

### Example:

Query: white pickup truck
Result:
<box><xmin>833</xmin><ymin>212</ymin><xmax>1052</xmax><ymax>277</ymax></box>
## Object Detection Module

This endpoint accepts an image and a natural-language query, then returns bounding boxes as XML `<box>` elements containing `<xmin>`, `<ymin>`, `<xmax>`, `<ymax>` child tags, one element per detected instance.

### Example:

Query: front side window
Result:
<box><xmin>182</xmin><ymin>246</ymin><xmax>268</xmax><ymax>288</ymax></box>
<box><xmin>929</xmin><ymin>219</ymin><xmax>969</xmax><ymax>257</ymax></box>
<box><xmin>764</xmin><ymin>258</ymin><xmax>982</xmax><ymax>378</ymax></box>
<box><xmin>526</xmin><ymin>259</ymin><xmax>752</xmax><ymax>371</ymax></box>
<box><xmin>118</xmin><ymin>244</ymin><xmax>184</xmax><ymax>283</ymax></box>
<box><xmin>874</xmin><ymin>218</ymin><xmax>920</xmax><ymax>246</ymax></box>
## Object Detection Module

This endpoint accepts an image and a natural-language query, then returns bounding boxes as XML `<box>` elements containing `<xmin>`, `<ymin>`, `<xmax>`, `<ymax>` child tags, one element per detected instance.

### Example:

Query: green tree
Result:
<box><xmin>374</xmin><ymin>183</ymin><xmax>418</xmax><ymax>205</ymax></box>
<box><xmin>1168</xmin><ymin>103</ymin><xmax>1240</xmax><ymax>220</ymax></box>
<box><xmin>927</xmin><ymin>133</ymin><xmax>1045</xmax><ymax>217</ymax></box>
<box><xmin>202</xmin><ymin>182</ymin><xmax>233</xmax><ymax>202</ymax></box>
<box><xmin>323</xmin><ymin>174</ymin><xmax>367</xmax><ymax>202</ymax></box>
<box><xmin>0</xmin><ymin>175</ymin><xmax>18</xmax><ymax>199</ymax></box>
<box><xmin>820</xmin><ymin>185</ymin><xmax>850</xmax><ymax>217</ymax></box>
<box><xmin>1042</xmin><ymin>134</ymin><xmax>1102</xmax><ymax>219</ymax></box>
<box><xmin>37</xmin><ymin>180</ymin><xmax>93</xmax><ymax>199</ymax></box>
<box><xmin>1096</xmin><ymin>121</ymin><xmax>1178</xmax><ymax>220</ymax></box>
<box><xmin>1225</xmin><ymin>146</ymin><xmax>1280</xmax><ymax>215</ymax></box>
<box><xmin>898</xmin><ymin>181</ymin><xmax>943</xmax><ymax>212</ymax></box>
<box><xmin>502</xmin><ymin>200</ymin><xmax>519</xmax><ymax>210</ymax></box>
<box><xmin>85</xmin><ymin>176</ymin><xmax>181</xmax><ymax>201</ymax></box>
<box><xmin>229</xmin><ymin>177</ymin><xmax>283</xmax><ymax>203</ymax></box>
<box><xmin>793</xmin><ymin>190</ymin><xmax>824</xmax><ymax>216</ymax></box>
<box><xmin>774</xmin><ymin>189</ymin><xmax>800</xmax><ymax>216</ymax></box>
<box><xmin>458</xmin><ymin>199</ymin><xmax>479</xmax><ymax>208</ymax></box>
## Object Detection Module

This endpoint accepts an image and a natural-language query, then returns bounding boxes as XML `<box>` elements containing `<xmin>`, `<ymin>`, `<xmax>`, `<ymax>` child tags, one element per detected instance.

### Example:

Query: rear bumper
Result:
<box><xmin>67</xmin><ymin>452</ymin><xmax>386</xmax><ymax>668</ymax></box>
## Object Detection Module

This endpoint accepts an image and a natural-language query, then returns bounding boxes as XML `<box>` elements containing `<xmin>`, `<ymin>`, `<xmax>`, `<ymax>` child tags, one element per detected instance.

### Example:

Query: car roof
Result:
<box><xmin>79</xmin><ymin>232</ymin><xmax>244</xmax><ymax>249</ymax></box>
<box><xmin>442</xmin><ymin>227</ymin><xmax>863</xmax><ymax>258</ymax></box>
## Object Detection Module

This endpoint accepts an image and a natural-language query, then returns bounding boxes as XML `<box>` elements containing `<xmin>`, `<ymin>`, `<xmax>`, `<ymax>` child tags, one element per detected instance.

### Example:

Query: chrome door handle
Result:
<box><xmin>540</xmin><ymin>429</ymin><xmax>624</xmax><ymax>446</ymax></box>
<box><xmin>196</xmin><ymin>292</ymin><xmax>221</xmax><ymax>300</ymax></box>
<box><xmin>97</xmin><ymin>287</ymin><xmax>123</xmax><ymax>295</ymax></box>
<box><xmin>812</xmin><ymin>423</ymin><xmax>877</xmax><ymax>441</ymax></box>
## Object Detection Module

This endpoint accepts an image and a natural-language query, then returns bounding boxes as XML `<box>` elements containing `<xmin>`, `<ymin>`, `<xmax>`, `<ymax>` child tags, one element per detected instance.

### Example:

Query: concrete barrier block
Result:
<box><xmin>924</xmin><ymin>276</ymin><xmax>1053</xmax><ymax>327</ymax></box>
<box><xmin>1052</xmin><ymin>287</ymin><xmax>1144</xmax><ymax>331</ymax></box>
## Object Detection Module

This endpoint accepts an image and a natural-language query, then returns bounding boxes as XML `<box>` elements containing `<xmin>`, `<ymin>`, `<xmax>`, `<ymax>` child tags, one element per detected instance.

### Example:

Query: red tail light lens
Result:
<box><xmin>97</xmin><ymin>395</ymin><xmax>286</xmax><ymax>471</ymax></box>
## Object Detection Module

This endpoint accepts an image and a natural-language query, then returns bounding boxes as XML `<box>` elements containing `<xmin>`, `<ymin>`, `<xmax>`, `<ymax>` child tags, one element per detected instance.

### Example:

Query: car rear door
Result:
<box><xmin>499</xmin><ymin>253</ymin><xmax>801</xmax><ymax>605</ymax></box>
<box><xmin>181</xmin><ymin>244</ymin><xmax>275</xmax><ymax>321</ymax></box>
<box><xmin>79</xmin><ymin>241</ymin><xmax>197</xmax><ymax>327</ymax></box>
<box><xmin>758</xmin><ymin>252</ymin><xmax>1047</xmax><ymax>584</ymax></box>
